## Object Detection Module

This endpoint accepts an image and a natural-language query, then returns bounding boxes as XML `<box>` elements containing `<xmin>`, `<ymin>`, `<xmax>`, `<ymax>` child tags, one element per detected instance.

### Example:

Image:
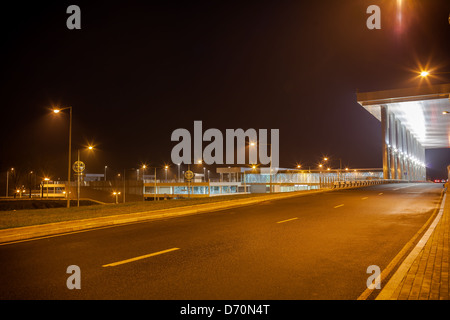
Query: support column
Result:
<box><xmin>400</xmin><ymin>124</ymin><xmax>407</xmax><ymax>180</ymax></box>
<box><xmin>395</xmin><ymin>119</ymin><xmax>402</xmax><ymax>180</ymax></box>
<box><xmin>405</xmin><ymin>130</ymin><xmax>411</xmax><ymax>181</ymax></box>
<box><xmin>389</xmin><ymin>113</ymin><xmax>397</xmax><ymax>179</ymax></box>
<box><xmin>380</xmin><ymin>105</ymin><xmax>390</xmax><ymax>179</ymax></box>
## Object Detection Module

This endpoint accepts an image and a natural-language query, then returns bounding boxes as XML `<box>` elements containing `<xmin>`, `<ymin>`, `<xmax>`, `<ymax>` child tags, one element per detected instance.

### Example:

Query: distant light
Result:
<box><xmin>250</xmin><ymin>142</ymin><xmax>256</xmax><ymax>146</ymax></box>
<box><xmin>252</xmin><ymin>165</ymin><xmax>256</xmax><ymax>169</ymax></box>
<box><xmin>297</xmin><ymin>165</ymin><xmax>301</xmax><ymax>168</ymax></box>
<box><xmin>142</xmin><ymin>165</ymin><xmax>146</xmax><ymax>169</ymax></box>
<box><xmin>345</xmin><ymin>168</ymin><xmax>349</xmax><ymax>171</ymax></box>
<box><xmin>44</xmin><ymin>177</ymin><xmax>50</xmax><ymax>181</ymax></box>
<box><xmin>165</xmin><ymin>165</ymin><xmax>168</xmax><ymax>169</ymax></box>
<box><xmin>327</xmin><ymin>168</ymin><xmax>331</xmax><ymax>171</ymax></box>
<box><xmin>323</xmin><ymin>157</ymin><xmax>328</xmax><ymax>161</ymax></box>
<box><xmin>88</xmin><ymin>146</ymin><xmax>93</xmax><ymax>150</ymax></box>
<box><xmin>420</xmin><ymin>71</ymin><xmax>429</xmax><ymax>77</ymax></box>
<box><xmin>197</xmin><ymin>160</ymin><xmax>202</xmax><ymax>164</ymax></box>
<box><xmin>443</xmin><ymin>111</ymin><xmax>449</xmax><ymax>115</ymax></box>
<box><xmin>53</xmin><ymin>109</ymin><xmax>61</xmax><ymax>113</ymax></box>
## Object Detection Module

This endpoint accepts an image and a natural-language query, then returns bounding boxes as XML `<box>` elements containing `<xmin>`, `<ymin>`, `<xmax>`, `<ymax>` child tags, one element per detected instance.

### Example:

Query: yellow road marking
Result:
<box><xmin>276</xmin><ymin>217</ymin><xmax>298</xmax><ymax>224</ymax></box>
<box><xmin>102</xmin><ymin>248</ymin><xmax>180</xmax><ymax>267</ymax></box>
<box><xmin>334</xmin><ymin>204</ymin><xmax>344</xmax><ymax>208</ymax></box>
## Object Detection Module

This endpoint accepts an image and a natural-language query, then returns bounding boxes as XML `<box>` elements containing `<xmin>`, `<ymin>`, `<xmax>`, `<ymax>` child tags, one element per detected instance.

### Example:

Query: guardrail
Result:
<box><xmin>331</xmin><ymin>179</ymin><xmax>407</xmax><ymax>189</ymax></box>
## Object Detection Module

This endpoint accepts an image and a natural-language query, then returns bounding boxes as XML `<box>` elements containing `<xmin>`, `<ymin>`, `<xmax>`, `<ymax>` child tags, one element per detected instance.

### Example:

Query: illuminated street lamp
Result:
<box><xmin>5</xmin><ymin>167</ymin><xmax>14</xmax><ymax>198</ymax></box>
<box><xmin>52</xmin><ymin>106</ymin><xmax>72</xmax><ymax>208</ymax></box>
<box><xmin>419</xmin><ymin>70</ymin><xmax>450</xmax><ymax>77</ymax></box>
<box><xmin>165</xmin><ymin>165</ymin><xmax>168</xmax><ymax>182</ymax></box>
<box><xmin>76</xmin><ymin>145</ymin><xmax>95</xmax><ymax>207</ymax></box>
<box><xmin>249</xmin><ymin>142</ymin><xmax>274</xmax><ymax>193</ymax></box>
<box><xmin>142</xmin><ymin>164</ymin><xmax>147</xmax><ymax>180</ymax></box>
<box><xmin>44</xmin><ymin>177</ymin><xmax>50</xmax><ymax>198</ymax></box>
<box><xmin>112</xmin><ymin>191</ymin><xmax>121</xmax><ymax>204</ymax></box>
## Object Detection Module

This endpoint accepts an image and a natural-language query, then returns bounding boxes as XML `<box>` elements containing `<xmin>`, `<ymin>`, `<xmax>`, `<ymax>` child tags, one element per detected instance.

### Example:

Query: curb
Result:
<box><xmin>0</xmin><ymin>189</ymin><xmax>328</xmax><ymax>244</ymax></box>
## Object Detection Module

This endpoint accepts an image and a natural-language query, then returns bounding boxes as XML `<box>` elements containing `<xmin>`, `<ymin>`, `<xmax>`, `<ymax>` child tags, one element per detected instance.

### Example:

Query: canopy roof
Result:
<box><xmin>357</xmin><ymin>83</ymin><xmax>450</xmax><ymax>149</ymax></box>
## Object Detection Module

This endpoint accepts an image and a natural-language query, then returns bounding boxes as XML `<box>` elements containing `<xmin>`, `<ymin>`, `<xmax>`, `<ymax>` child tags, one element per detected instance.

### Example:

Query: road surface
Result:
<box><xmin>0</xmin><ymin>183</ymin><xmax>443</xmax><ymax>300</ymax></box>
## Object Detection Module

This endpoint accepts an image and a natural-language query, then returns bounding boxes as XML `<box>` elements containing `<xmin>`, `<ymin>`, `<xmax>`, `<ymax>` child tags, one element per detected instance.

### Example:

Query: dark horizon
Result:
<box><xmin>1</xmin><ymin>0</ymin><xmax>449</xmax><ymax>183</ymax></box>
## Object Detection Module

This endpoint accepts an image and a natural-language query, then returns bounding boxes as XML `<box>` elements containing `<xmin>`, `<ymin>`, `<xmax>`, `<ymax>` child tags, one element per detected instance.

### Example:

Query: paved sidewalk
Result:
<box><xmin>377</xmin><ymin>187</ymin><xmax>449</xmax><ymax>300</ymax></box>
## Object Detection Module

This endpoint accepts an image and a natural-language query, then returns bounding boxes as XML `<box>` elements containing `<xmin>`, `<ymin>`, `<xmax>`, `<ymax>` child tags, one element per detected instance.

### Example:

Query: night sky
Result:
<box><xmin>1</xmin><ymin>0</ymin><xmax>449</xmax><ymax>183</ymax></box>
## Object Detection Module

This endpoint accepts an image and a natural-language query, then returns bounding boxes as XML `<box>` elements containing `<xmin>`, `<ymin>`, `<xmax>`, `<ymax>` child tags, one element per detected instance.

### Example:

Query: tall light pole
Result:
<box><xmin>76</xmin><ymin>145</ymin><xmax>93</xmax><ymax>207</ymax></box>
<box><xmin>44</xmin><ymin>177</ymin><xmax>50</xmax><ymax>198</ymax></box>
<box><xmin>250</xmin><ymin>142</ymin><xmax>273</xmax><ymax>193</ymax></box>
<box><xmin>323</xmin><ymin>156</ymin><xmax>342</xmax><ymax>181</ymax></box>
<box><xmin>142</xmin><ymin>164</ymin><xmax>147</xmax><ymax>201</ymax></box>
<box><xmin>6</xmin><ymin>167</ymin><xmax>14</xmax><ymax>198</ymax></box>
<box><xmin>104</xmin><ymin>165</ymin><xmax>107</xmax><ymax>181</ymax></box>
<box><xmin>53</xmin><ymin>106</ymin><xmax>72</xmax><ymax>208</ymax></box>
<box><xmin>165</xmin><ymin>165</ymin><xmax>168</xmax><ymax>182</ymax></box>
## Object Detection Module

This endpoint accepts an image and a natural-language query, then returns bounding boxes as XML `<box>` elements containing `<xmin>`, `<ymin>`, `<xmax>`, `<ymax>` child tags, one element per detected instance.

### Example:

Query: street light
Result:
<box><xmin>142</xmin><ymin>164</ymin><xmax>147</xmax><ymax>180</ymax></box>
<box><xmin>5</xmin><ymin>167</ymin><xmax>14</xmax><ymax>198</ymax></box>
<box><xmin>249</xmin><ymin>142</ymin><xmax>274</xmax><ymax>193</ymax></box>
<box><xmin>112</xmin><ymin>191</ymin><xmax>121</xmax><ymax>204</ymax></box>
<box><xmin>76</xmin><ymin>145</ymin><xmax>95</xmax><ymax>207</ymax></box>
<box><xmin>165</xmin><ymin>165</ymin><xmax>168</xmax><ymax>182</ymax></box>
<box><xmin>323</xmin><ymin>156</ymin><xmax>342</xmax><ymax>181</ymax></box>
<box><xmin>52</xmin><ymin>106</ymin><xmax>72</xmax><ymax>208</ymax></box>
<box><xmin>44</xmin><ymin>177</ymin><xmax>50</xmax><ymax>198</ymax></box>
<box><xmin>419</xmin><ymin>70</ymin><xmax>450</xmax><ymax>77</ymax></box>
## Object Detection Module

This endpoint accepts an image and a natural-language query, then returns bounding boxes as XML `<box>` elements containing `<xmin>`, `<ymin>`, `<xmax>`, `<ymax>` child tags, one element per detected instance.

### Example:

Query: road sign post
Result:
<box><xmin>185</xmin><ymin>169</ymin><xmax>194</xmax><ymax>199</ymax></box>
<box><xmin>73</xmin><ymin>156</ymin><xmax>85</xmax><ymax>207</ymax></box>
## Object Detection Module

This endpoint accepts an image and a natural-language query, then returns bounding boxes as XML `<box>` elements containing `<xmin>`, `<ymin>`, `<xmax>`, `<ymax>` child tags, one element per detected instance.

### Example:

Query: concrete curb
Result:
<box><xmin>0</xmin><ymin>189</ymin><xmax>329</xmax><ymax>244</ymax></box>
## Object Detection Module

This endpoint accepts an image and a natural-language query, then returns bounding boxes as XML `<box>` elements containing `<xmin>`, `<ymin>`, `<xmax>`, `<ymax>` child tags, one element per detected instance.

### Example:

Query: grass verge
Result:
<box><xmin>0</xmin><ymin>194</ymin><xmax>269</xmax><ymax>229</ymax></box>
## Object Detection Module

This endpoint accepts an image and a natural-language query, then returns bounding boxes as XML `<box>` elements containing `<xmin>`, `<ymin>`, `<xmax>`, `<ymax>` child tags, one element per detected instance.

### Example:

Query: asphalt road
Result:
<box><xmin>0</xmin><ymin>183</ymin><xmax>444</xmax><ymax>300</ymax></box>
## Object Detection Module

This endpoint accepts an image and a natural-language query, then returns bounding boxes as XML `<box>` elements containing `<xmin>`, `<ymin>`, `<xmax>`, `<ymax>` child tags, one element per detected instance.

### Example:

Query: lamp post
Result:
<box><xmin>250</xmin><ymin>142</ymin><xmax>273</xmax><ymax>193</ymax></box>
<box><xmin>104</xmin><ymin>166</ymin><xmax>107</xmax><ymax>181</ymax></box>
<box><xmin>141</xmin><ymin>164</ymin><xmax>147</xmax><ymax>201</ymax></box>
<box><xmin>323</xmin><ymin>157</ymin><xmax>342</xmax><ymax>181</ymax></box>
<box><xmin>53</xmin><ymin>106</ymin><xmax>72</xmax><ymax>208</ymax></box>
<box><xmin>164</xmin><ymin>165</ymin><xmax>168</xmax><ymax>182</ymax></box>
<box><xmin>6</xmin><ymin>167</ymin><xmax>14</xmax><ymax>198</ymax></box>
<box><xmin>44</xmin><ymin>177</ymin><xmax>50</xmax><ymax>198</ymax></box>
<box><xmin>75</xmin><ymin>145</ymin><xmax>93</xmax><ymax>207</ymax></box>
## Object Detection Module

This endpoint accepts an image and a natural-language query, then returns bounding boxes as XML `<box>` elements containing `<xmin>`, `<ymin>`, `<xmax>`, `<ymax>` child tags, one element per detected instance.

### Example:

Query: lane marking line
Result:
<box><xmin>334</xmin><ymin>204</ymin><xmax>344</xmax><ymax>208</ymax></box>
<box><xmin>102</xmin><ymin>247</ymin><xmax>180</xmax><ymax>267</ymax></box>
<box><xmin>378</xmin><ymin>193</ymin><xmax>383</xmax><ymax>195</ymax></box>
<box><xmin>276</xmin><ymin>217</ymin><xmax>298</xmax><ymax>224</ymax></box>
<box><xmin>362</xmin><ymin>197</ymin><xmax>368</xmax><ymax>200</ymax></box>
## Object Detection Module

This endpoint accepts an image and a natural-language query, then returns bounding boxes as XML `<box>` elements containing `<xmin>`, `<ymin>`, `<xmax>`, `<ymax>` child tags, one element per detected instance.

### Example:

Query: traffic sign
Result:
<box><xmin>185</xmin><ymin>170</ymin><xmax>194</xmax><ymax>181</ymax></box>
<box><xmin>72</xmin><ymin>161</ymin><xmax>85</xmax><ymax>173</ymax></box>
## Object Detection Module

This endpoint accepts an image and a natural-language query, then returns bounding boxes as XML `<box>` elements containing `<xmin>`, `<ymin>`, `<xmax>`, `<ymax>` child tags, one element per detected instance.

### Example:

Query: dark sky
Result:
<box><xmin>0</xmin><ymin>0</ymin><xmax>449</xmax><ymax>182</ymax></box>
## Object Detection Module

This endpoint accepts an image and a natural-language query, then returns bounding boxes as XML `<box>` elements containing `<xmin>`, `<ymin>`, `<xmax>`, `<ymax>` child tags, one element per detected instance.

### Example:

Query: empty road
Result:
<box><xmin>0</xmin><ymin>183</ymin><xmax>444</xmax><ymax>300</ymax></box>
